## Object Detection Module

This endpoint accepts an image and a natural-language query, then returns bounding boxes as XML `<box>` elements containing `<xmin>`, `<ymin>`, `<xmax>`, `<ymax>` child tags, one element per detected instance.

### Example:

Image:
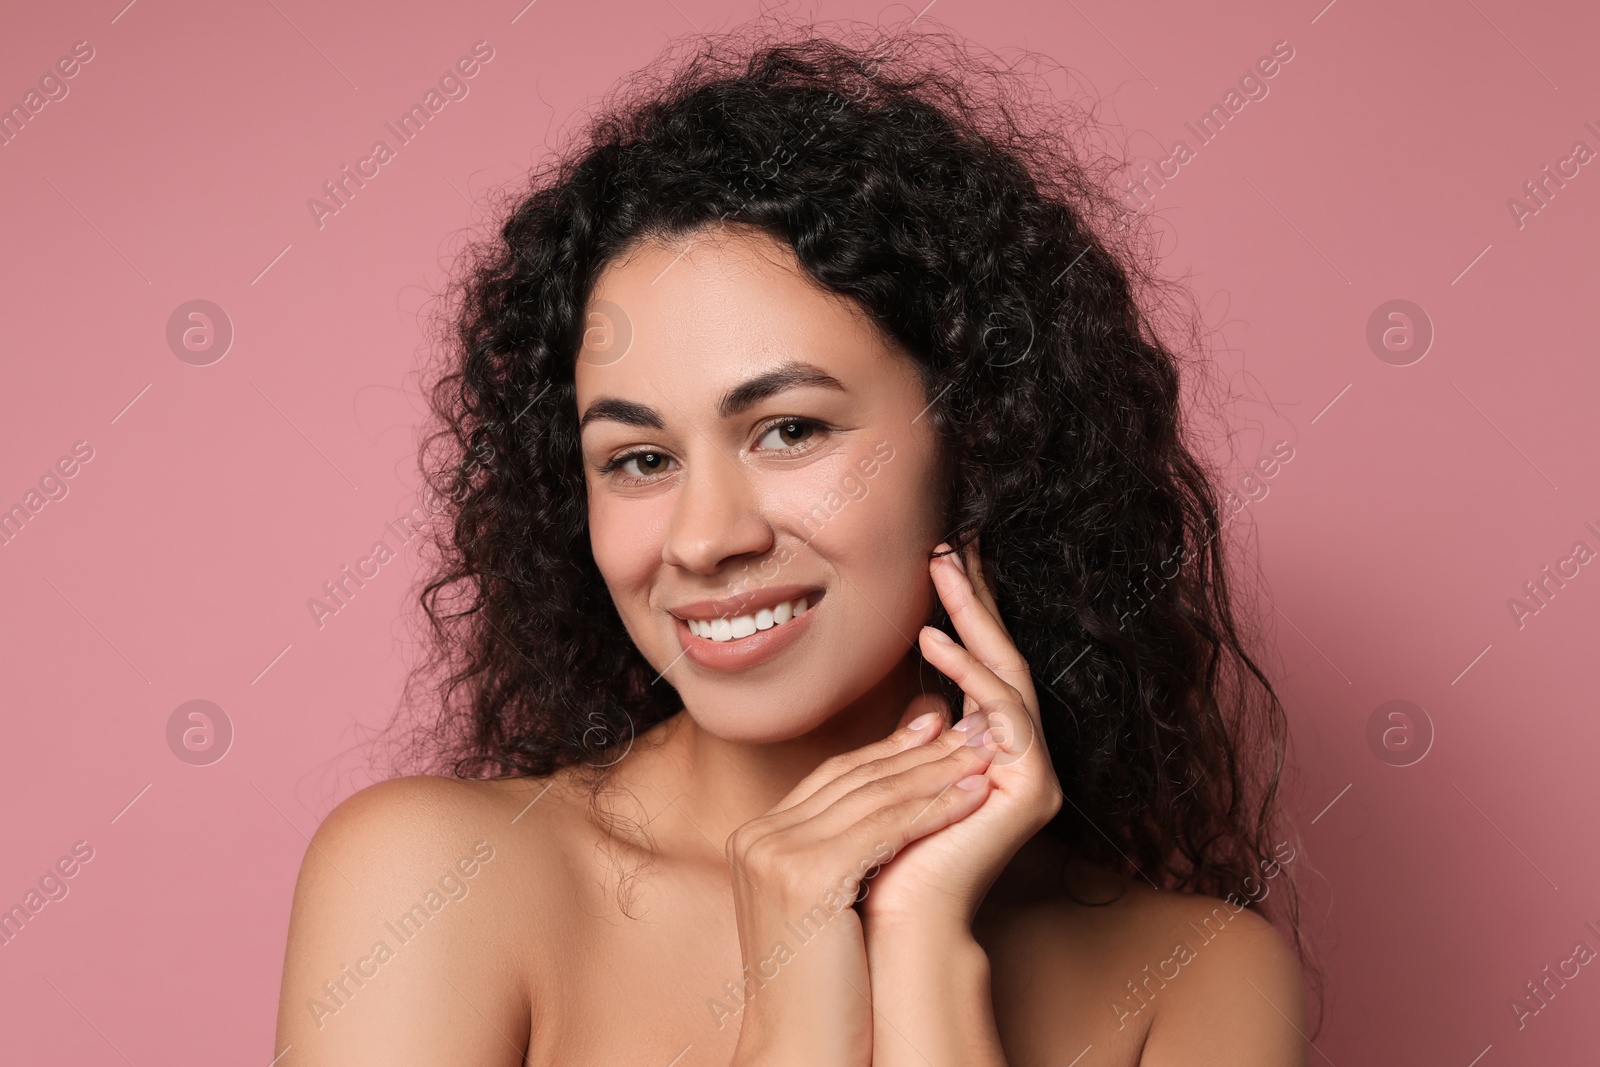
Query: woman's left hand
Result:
<box><xmin>858</xmin><ymin>538</ymin><xmax>1064</xmax><ymax>931</ymax></box>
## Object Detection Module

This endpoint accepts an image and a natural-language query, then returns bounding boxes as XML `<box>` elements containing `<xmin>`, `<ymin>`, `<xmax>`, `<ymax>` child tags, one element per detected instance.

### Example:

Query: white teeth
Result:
<box><xmin>687</xmin><ymin>597</ymin><xmax>812</xmax><ymax>643</ymax></box>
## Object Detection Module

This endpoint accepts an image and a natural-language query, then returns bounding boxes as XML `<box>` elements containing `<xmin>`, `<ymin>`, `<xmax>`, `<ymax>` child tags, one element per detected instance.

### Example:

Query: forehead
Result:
<box><xmin>574</xmin><ymin>226</ymin><xmax>900</xmax><ymax>407</ymax></box>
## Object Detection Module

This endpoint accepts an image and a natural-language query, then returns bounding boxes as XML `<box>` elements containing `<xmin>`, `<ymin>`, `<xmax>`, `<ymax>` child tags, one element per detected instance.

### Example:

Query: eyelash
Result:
<box><xmin>599</xmin><ymin>416</ymin><xmax>829</xmax><ymax>482</ymax></box>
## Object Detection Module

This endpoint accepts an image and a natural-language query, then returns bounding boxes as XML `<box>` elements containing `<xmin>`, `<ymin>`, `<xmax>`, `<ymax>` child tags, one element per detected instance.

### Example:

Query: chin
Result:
<box><xmin>678</xmin><ymin>695</ymin><xmax>839</xmax><ymax>745</ymax></box>
<box><xmin>665</xmin><ymin>637</ymin><xmax>920</xmax><ymax>746</ymax></box>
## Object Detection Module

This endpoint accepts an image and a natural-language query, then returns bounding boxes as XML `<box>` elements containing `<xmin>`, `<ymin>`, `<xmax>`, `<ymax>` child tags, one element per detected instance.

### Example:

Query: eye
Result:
<box><xmin>755</xmin><ymin>417</ymin><xmax>822</xmax><ymax>451</ymax></box>
<box><xmin>627</xmin><ymin>451</ymin><xmax>672</xmax><ymax>475</ymax></box>
<box><xmin>603</xmin><ymin>450</ymin><xmax>677</xmax><ymax>480</ymax></box>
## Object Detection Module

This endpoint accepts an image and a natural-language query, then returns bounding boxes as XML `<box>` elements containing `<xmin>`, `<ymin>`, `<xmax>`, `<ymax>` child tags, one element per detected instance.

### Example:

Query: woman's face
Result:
<box><xmin>574</xmin><ymin>224</ymin><xmax>947</xmax><ymax>742</ymax></box>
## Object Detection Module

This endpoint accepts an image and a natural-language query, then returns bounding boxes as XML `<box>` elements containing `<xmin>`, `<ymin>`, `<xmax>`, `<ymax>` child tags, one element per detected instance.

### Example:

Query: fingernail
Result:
<box><xmin>956</xmin><ymin>774</ymin><xmax>988</xmax><ymax>791</ymax></box>
<box><xmin>966</xmin><ymin>728</ymin><xmax>994</xmax><ymax>748</ymax></box>
<box><xmin>949</xmin><ymin>546</ymin><xmax>967</xmax><ymax>573</ymax></box>
<box><xmin>952</xmin><ymin>713</ymin><xmax>986</xmax><ymax>734</ymax></box>
<box><xmin>923</xmin><ymin>627</ymin><xmax>954</xmax><ymax>646</ymax></box>
<box><xmin>906</xmin><ymin>711</ymin><xmax>940</xmax><ymax>732</ymax></box>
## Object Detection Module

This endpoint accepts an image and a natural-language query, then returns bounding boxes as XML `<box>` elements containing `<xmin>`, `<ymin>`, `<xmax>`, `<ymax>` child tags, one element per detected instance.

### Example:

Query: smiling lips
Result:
<box><xmin>685</xmin><ymin>595</ymin><xmax>810</xmax><ymax>641</ymax></box>
<box><xmin>670</xmin><ymin>587</ymin><xmax>822</xmax><ymax>671</ymax></box>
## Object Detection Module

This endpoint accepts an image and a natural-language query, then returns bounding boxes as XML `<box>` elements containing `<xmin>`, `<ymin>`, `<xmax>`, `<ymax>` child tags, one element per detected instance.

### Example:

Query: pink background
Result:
<box><xmin>2</xmin><ymin>0</ymin><xmax>1596</xmax><ymax>1063</ymax></box>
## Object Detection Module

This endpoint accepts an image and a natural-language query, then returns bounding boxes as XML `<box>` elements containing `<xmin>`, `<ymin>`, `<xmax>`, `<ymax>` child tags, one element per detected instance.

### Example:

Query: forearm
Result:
<box><xmin>728</xmin><ymin>895</ymin><xmax>875</xmax><ymax>1067</ymax></box>
<box><xmin>865</xmin><ymin>918</ymin><xmax>1008</xmax><ymax>1067</ymax></box>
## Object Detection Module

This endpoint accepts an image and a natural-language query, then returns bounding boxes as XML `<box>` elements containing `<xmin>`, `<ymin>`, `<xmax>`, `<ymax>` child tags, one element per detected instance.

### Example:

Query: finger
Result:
<box><xmin>962</xmin><ymin>536</ymin><xmax>1006</xmax><ymax>632</ymax></box>
<box><xmin>845</xmin><ymin>770</ymin><xmax>994</xmax><ymax>863</ymax></box>
<box><xmin>932</xmin><ymin>544</ymin><xmax>1025</xmax><ymax>673</ymax></box>
<box><xmin>896</xmin><ymin>691</ymin><xmax>951</xmax><ymax>732</ymax></box>
<box><xmin>809</xmin><ymin>739</ymin><xmax>997</xmax><ymax>842</ymax></box>
<box><xmin>778</xmin><ymin>777</ymin><xmax>992</xmax><ymax>908</ymax></box>
<box><xmin>779</xmin><ymin>694</ymin><xmax>954</xmax><ymax>817</ymax></box>
<box><xmin>919</xmin><ymin>625</ymin><xmax>1042</xmax><ymax>761</ymax></box>
<box><xmin>930</xmin><ymin>547</ymin><xmax>1038</xmax><ymax>711</ymax></box>
<box><xmin>919</xmin><ymin>624</ymin><xmax>1022</xmax><ymax>712</ymax></box>
<box><xmin>775</xmin><ymin>716</ymin><xmax>984</xmax><ymax>825</ymax></box>
<box><xmin>768</xmin><ymin>710</ymin><xmax>944</xmax><ymax>815</ymax></box>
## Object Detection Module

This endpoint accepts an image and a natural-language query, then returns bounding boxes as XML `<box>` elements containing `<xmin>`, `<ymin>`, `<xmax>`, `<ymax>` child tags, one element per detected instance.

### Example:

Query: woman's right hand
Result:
<box><xmin>723</xmin><ymin>709</ymin><xmax>998</xmax><ymax>1066</ymax></box>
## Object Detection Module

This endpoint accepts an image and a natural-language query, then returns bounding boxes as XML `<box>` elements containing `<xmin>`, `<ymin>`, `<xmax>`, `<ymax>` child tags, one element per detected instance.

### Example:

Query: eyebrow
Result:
<box><xmin>577</xmin><ymin>360</ymin><xmax>847</xmax><ymax>431</ymax></box>
<box><xmin>576</xmin><ymin>396</ymin><xmax>663</xmax><ymax>432</ymax></box>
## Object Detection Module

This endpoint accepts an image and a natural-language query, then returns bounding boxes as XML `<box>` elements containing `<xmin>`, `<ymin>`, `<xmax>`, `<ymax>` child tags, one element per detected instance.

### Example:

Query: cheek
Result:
<box><xmin>586</xmin><ymin>490</ymin><xmax>668</xmax><ymax>604</ymax></box>
<box><xmin>781</xmin><ymin>446</ymin><xmax>942</xmax><ymax>620</ymax></box>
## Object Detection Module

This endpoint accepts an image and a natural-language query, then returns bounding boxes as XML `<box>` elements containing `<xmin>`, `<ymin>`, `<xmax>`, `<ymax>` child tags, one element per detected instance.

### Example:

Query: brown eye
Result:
<box><xmin>624</xmin><ymin>452</ymin><xmax>669</xmax><ymax>475</ymax></box>
<box><xmin>608</xmin><ymin>450</ymin><xmax>676</xmax><ymax>479</ymax></box>
<box><xmin>757</xmin><ymin>419</ymin><xmax>817</xmax><ymax>450</ymax></box>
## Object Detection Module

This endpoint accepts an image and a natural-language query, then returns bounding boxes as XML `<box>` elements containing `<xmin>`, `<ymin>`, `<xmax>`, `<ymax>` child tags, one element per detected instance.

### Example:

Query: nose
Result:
<box><xmin>660</xmin><ymin>449</ymin><xmax>774</xmax><ymax>575</ymax></box>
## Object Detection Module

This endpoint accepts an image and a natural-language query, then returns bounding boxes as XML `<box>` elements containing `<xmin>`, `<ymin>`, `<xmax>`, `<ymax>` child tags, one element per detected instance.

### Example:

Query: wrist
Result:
<box><xmin>865</xmin><ymin>912</ymin><xmax>990</xmax><ymax>987</ymax></box>
<box><xmin>864</xmin><ymin>921</ymin><xmax>1003</xmax><ymax>1067</ymax></box>
<box><xmin>862</xmin><ymin>905</ymin><xmax>977</xmax><ymax>948</ymax></box>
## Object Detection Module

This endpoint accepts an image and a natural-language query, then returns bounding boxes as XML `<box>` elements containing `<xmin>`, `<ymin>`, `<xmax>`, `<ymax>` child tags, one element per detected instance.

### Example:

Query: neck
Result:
<box><xmin>645</xmin><ymin>652</ymin><xmax>943</xmax><ymax>855</ymax></box>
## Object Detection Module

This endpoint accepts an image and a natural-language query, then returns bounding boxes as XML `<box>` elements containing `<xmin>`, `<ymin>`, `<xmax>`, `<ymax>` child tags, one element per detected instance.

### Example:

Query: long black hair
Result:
<box><xmin>396</xmin><ymin>17</ymin><xmax>1309</xmax><ymax>988</ymax></box>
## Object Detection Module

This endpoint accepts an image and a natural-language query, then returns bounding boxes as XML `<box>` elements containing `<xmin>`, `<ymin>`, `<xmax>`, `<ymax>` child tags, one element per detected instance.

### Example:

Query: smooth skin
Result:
<box><xmin>273</xmin><ymin>224</ymin><xmax>1308</xmax><ymax>1066</ymax></box>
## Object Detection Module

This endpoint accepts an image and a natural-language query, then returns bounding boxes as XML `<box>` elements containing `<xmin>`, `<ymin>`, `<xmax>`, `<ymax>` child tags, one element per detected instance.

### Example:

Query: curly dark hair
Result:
<box><xmin>396</xmin><ymin>16</ymin><xmax>1312</xmax><ymax>993</ymax></box>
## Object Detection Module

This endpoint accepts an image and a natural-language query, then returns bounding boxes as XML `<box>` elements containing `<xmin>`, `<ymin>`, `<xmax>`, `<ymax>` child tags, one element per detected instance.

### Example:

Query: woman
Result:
<box><xmin>275</xmin><ymin>24</ymin><xmax>1310</xmax><ymax>1066</ymax></box>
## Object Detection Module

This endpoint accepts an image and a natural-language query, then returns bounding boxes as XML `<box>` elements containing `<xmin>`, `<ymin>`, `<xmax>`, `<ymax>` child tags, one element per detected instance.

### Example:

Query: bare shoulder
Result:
<box><xmin>1117</xmin><ymin>883</ymin><xmax>1307</xmax><ymax>1066</ymax></box>
<box><xmin>290</xmin><ymin>773</ymin><xmax>568</xmax><ymax>924</ymax></box>
<box><xmin>979</xmin><ymin>847</ymin><xmax>1308</xmax><ymax>1066</ymax></box>
<box><xmin>273</xmin><ymin>772</ymin><xmax>586</xmax><ymax>1067</ymax></box>
<box><xmin>307</xmin><ymin>772</ymin><xmax>520</xmax><ymax>851</ymax></box>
